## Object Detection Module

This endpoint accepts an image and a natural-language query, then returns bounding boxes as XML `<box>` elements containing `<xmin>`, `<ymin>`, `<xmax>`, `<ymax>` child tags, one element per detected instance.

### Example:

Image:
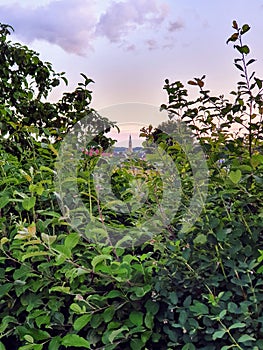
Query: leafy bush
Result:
<box><xmin>0</xmin><ymin>21</ymin><xmax>263</xmax><ymax>350</ymax></box>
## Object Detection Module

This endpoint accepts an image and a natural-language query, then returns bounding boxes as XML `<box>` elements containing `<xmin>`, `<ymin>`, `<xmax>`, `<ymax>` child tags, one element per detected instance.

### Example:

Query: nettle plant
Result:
<box><xmin>0</xmin><ymin>20</ymin><xmax>263</xmax><ymax>350</ymax></box>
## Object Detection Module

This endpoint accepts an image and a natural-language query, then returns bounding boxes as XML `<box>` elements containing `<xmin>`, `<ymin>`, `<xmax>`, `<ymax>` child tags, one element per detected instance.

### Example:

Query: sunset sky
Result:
<box><xmin>1</xmin><ymin>0</ymin><xmax>263</xmax><ymax>144</ymax></box>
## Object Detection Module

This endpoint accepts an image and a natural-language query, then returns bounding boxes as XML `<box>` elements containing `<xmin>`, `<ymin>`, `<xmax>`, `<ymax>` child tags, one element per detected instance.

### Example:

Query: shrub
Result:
<box><xmin>0</xmin><ymin>20</ymin><xmax>263</xmax><ymax>350</ymax></box>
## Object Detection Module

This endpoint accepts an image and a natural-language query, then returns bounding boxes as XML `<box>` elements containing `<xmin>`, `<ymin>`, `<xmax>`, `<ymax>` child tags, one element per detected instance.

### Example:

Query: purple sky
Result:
<box><xmin>1</xmin><ymin>0</ymin><xmax>263</xmax><ymax>143</ymax></box>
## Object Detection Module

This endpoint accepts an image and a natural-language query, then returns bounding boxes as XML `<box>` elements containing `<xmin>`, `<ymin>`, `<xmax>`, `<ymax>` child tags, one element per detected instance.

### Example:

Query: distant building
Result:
<box><xmin>127</xmin><ymin>134</ymin><xmax>133</xmax><ymax>154</ymax></box>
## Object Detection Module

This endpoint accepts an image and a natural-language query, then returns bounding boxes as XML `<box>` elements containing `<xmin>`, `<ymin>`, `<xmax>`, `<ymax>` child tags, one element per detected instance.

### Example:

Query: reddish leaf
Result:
<box><xmin>232</xmin><ymin>20</ymin><xmax>238</xmax><ymax>29</ymax></box>
<box><xmin>188</xmin><ymin>80</ymin><xmax>198</xmax><ymax>86</ymax></box>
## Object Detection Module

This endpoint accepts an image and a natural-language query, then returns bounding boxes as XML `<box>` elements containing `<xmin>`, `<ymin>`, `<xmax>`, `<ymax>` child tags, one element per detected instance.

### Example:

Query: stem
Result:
<box><xmin>218</xmin><ymin>319</ymin><xmax>243</xmax><ymax>349</ymax></box>
<box><xmin>239</xmin><ymin>34</ymin><xmax>254</xmax><ymax>157</ymax></box>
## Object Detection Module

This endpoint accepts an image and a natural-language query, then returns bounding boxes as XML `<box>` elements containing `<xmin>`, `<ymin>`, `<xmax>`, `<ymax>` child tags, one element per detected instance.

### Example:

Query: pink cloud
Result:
<box><xmin>0</xmin><ymin>0</ymin><xmax>96</xmax><ymax>55</ymax></box>
<box><xmin>96</xmin><ymin>0</ymin><xmax>168</xmax><ymax>43</ymax></box>
<box><xmin>0</xmin><ymin>0</ymin><xmax>183</xmax><ymax>54</ymax></box>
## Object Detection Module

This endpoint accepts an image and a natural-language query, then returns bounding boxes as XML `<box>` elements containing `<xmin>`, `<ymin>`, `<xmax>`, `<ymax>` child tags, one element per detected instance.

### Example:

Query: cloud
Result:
<box><xmin>95</xmin><ymin>0</ymin><xmax>168</xmax><ymax>43</ymax></box>
<box><xmin>125</xmin><ymin>44</ymin><xmax>136</xmax><ymax>51</ymax></box>
<box><xmin>168</xmin><ymin>20</ymin><xmax>184</xmax><ymax>32</ymax></box>
<box><xmin>0</xmin><ymin>0</ymin><xmax>96</xmax><ymax>55</ymax></box>
<box><xmin>145</xmin><ymin>39</ymin><xmax>158</xmax><ymax>50</ymax></box>
<box><xmin>0</xmin><ymin>0</ymin><xmax>183</xmax><ymax>54</ymax></box>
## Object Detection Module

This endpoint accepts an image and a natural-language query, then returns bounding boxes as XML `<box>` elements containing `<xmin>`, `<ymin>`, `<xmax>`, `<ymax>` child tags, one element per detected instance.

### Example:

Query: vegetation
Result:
<box><xmin>0</xmin><ymin>20</ymin><xmax>263</xmax><ymax>349</ymax></box>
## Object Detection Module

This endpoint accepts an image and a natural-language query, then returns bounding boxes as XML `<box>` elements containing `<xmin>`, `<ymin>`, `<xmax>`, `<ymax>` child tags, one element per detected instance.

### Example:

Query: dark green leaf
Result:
<box><xmin>129</xmin><ymin>311</ymin><xmax>144</xmax><ymax>326</ymax></box>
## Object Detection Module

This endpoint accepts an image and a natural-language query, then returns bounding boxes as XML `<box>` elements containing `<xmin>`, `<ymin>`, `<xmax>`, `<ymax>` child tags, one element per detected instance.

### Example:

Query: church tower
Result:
<box><xmin>127</xmin><ymin>134</ymin><xmax>133</xmax><ymax>154</ymax></box>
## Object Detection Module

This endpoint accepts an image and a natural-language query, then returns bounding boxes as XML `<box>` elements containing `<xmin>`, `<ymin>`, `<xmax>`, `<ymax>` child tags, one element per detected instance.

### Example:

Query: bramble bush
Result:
<box><xmin>0</xmin><ymin>21</ymin><xmax>263</xmax><ymax>349</ymax></box>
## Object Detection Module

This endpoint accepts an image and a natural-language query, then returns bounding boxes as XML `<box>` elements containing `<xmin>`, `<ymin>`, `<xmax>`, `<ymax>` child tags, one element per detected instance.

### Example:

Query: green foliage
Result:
<box><xmin>0</xmin><ymin>22</ymin><xmax>116</xmax><ymax>159</ymax></box>
<box><xmin>1</xmin><ymin>20</ymin><xmax>263</xmax><ymax>350</ymax></box>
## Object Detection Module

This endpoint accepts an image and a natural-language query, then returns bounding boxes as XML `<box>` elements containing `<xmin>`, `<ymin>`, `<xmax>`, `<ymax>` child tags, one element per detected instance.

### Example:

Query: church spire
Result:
<box><xmin>127</xmin><ymin>134</ymin><xmax>133</xmax><ymax>154</ymax></box>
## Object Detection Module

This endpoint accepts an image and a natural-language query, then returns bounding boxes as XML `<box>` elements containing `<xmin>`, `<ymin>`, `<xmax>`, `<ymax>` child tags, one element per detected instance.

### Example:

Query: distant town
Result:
<box><xmin>112</xmin><ymin>134</ymin><xmax>146</xmax><ymax>158</ymax></box>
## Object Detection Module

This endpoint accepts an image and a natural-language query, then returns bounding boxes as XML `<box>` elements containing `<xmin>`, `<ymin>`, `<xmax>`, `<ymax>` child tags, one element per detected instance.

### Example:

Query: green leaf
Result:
<box><xmin>134</xmin><ymin>284</ymin><xmax>151</xmax><ymax>297</ymax></box>
<box><xmin>0</xmin><ymin>316</ymin><xmax>17</xmax><ymax>333</ymax></box>
<box><xmin>189</xmin><ymin>301</ymin><xmax>209</xmax><ymax>315</ymax></box>
<box><xmin>90</xmin><ymin>314</ymin><xmax>103</xmax><ymax>328</ymax></box>
<box><xmin>64</xmin><ymin>232</ymin><xmax>80</xmax><ymax>249</ymax></box>
<box><xmin>108</xmin><ymin>326</ymin><xmax>128</xmax><ymax>343</ymax></box>
<box><xmin>193</xmin><ymin>233</ymin><xmax>207</xmax><ymax>245</ymax></box>
<box><xmin>251</xmin><ymin>154</ymin><xmax>263</xmax><ymax>168</ymax></box>
<box><xmin>102</xmin><ymin>306</ymin><xmax>115</xmax><ymax>322</ymax></box>
<box><xmin>235</xmin><ymin>45</ymin><xmax>250</xmax><ymax>55</ymax></box>
<box><xmin>61</xmin><ymin>334</ymin><xmax>90</xmax><ymax>348</ymax></box>
<box><xmin>0</xmin><ymin>237</ymin><xmax>9</xmax><ymax>248</ymax></box>
<box><xmin>129</xmin><ymin>311</ymin><xmax>144</xmax><ymax>326</ymax></box>
<box><xmin>0</xmin><ymin>283</ymin><xmax>13</xmax><ymax>297</ymax></box>
<box><xmin>141</xmin><ymin>331</ymin><xmax>151</xmax><ymax>344</ymax></box>
<box><xmin>48</xmin><ymin>336</ymin><xmax>61</xmax><ymax>350</ymax></box>
<box><xmin>238</xmin><ymin>334</ymin><xmax>256</xmax><ymax>342</ymax></box>
<box><xmin>106</xmin><ymin>290</ymin><xmax>123</xmax><ymax>298</ymax></box>
<box><xmin>145</xmin><ymin>312</ymin><xmax>154</xmax><ymax>329</ymax></box>
<box><xmin>41</xmin><ymin>233</ymin><xmax>57</xmax><ymax>245</ymax></box>
<box><xmin>91</xmin><ymin>254</ymin><xmax>112</xmax><ymax>270</ymax></box>
<box><xmin>229</xmin><ymin>322</ymin><xmax>246</xmax><ymax>330</ymax></box>
<box><xmin>212</xmin><ymin>329</ymin><xmax>226</xmax><ymax>340</ymax></box>
<box><xmin>229</xmin><ymin>169</ymin><xmax>242</xmax><ymax>184</ymax></box>
<box><xmin>255</xmin><ymin>78</ymin><xmax>263</xmax><ymax>89</ymax></box>
<box><xmin>227</xmin><ymin>302</ymin><xmax>238</xmax><ymax>313</ymax></box>
<box><xmin>169</xmin><ymin>291</ymin><xmax>178</xmax><ymax>305</ymax></box>
<box><xmin>182</xmin><ymin>344</ymin><xmax>195</xmax><ymax>350</ymax></box>
<box><xmin>219</xmin><ymin>309</ymin><xmax>227</xmax><ymax>319</ymax></box>
<box><xmin>21</xmin><ymin>251</ymin><xmax>50</xmax><ymax>262</ymax></box>
<box><xmin>49</xmin><ymin>286</ymin><xmax>70</xmax><ymax>294</ymax></box>
<box><xmin>241</xmin><ymin>24</ymin><xmax>250</xmax><ymax>35</ymax></box>
<box><xmin>145</xmin><ymin>299</ymin><xmax>159</xmax><ymax>315</ymax></box>
<box><xmin>30</xmin><ymin>182</ymin><xmax>45</xmax><ymax>195</ymax></box>
<box><xmin>18</xmin><ymin>345</ymin><xmax>43</xmax><ymax>350</ymax></box>
<box><xmin>73</xmin><ymin>314</ymin><xmax>92</xmax><ymax>331</ymax></box>
<box><xmin>16</xmin><ymin>326</ymin><xmax>50</xmax><ymax>341</ymax></box>
<box><xmin>53</xmin><ymin>244</ymin><xmax>71</xmax><ymax>259</ymax></box>
<box><xmin>179</xmin><ymin>310</ymin><xmax>188</xmax><ymax>325</ymax></box>
<box><xmin>22</xmin><ymin>197</ymin><xmax>36</xmax><ymax>211</ymax></box>
<box><xmin>36</xmin><ymin>315</ymin><xmax>50</xmax><ymax>328</ymax></box>
<box><xmin>70</xmin><ymin>303</ymin><xmax>84</xmax><ymax>314</ymax></box>
<box><xmin>24</xmin><ymin>335</ymin><xmax>34</xmax><ymax>343</ymax></box>
<box><xmin>130</xmin><ymin>339</ymin><xmax>144</xmax><ymax>350</ymax></box>
<box><xmin>0</xmin><ymin>196</ymin><xmax>9</xmax><ymax>209</ymax></box>
<box><xmin>37</xmin><ymin>210</ymin><xmax>61</xmax><ymax>218</ymax></box>
<box><xmin>0</xmin><ymin>342</ymin><xmax>6</xmax><ymax>350</ymax></box>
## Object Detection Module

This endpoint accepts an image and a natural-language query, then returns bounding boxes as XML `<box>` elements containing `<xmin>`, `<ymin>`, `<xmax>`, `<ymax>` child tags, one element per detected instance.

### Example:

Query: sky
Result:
<box><xmin>1</xmin><ymin>0</ymin><xmax>263</xmax><ymax>145</ymax></box>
